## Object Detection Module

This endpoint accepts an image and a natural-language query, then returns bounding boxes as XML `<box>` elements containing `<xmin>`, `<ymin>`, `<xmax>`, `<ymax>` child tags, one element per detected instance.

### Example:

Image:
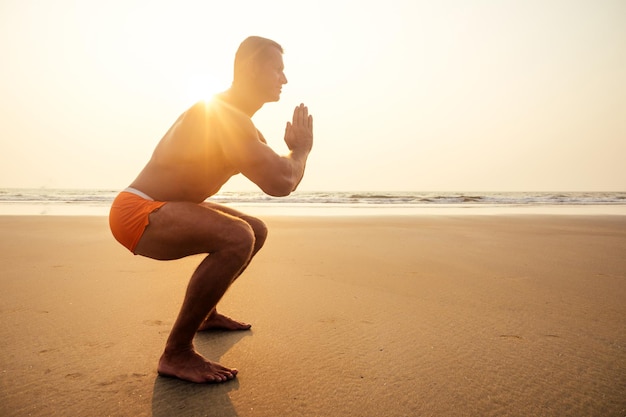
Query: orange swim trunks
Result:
<box><xmin>109</xmin><ymin>188</ymin><xmax>167</xmax><ymax>254</ymax></box>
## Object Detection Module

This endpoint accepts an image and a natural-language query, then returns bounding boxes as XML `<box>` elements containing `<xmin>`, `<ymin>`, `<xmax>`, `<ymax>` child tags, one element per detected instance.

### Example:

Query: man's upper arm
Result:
<box><xmin>217</xmin><ymin>107</ymin><xmax>293</xmax><ymax>196</ymax></box>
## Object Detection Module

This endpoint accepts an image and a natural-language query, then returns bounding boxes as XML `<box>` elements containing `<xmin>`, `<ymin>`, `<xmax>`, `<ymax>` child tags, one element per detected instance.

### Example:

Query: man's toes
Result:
<box><xmin>204</xmin><ymin>374</ymin><xmax>221</xmax><ymax>383</ymax></box>
<box><xmin>218</xmin><ymin>370</ymin><xmax>234</xmax><ymax>380</ymax></box>
<box><xmin>216</xmin><ymin>371</ymin><xmax>234</xmax><ymax>382</ymax></box>
<box><xmin>201</xmin><ymin>365</ymin><xmax>236</xmax><ymax>383</ymax></box>
<box><xmin>217</xmin><ymin>363</ymin><xmax>237</xmax><ymax>374</ymax></box>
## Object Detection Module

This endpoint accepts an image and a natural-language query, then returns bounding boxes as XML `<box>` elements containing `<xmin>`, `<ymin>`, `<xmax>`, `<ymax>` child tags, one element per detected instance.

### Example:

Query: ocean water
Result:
<box><xmin>0</xmin><ymin>189</ymin><xmax>625</xmax><ymax>216</ymax></box>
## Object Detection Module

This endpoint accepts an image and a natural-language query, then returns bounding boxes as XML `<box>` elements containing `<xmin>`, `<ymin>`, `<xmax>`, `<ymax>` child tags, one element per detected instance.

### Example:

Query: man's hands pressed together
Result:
<box><xmin>284</xmin><ymin>103</ymin><xmax>313</xmax><ymax>154</ymax></box>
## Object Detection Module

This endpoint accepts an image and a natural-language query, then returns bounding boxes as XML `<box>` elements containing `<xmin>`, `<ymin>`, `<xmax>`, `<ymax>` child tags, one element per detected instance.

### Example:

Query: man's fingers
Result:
<box><xmin>293</xmin><ymin>103</ymin><xmax>310</xmax><ymax>126</ymax></box>
<box><xmin>301</xmin><ymin>104</ymin><xmax>309</xmax><ymax>124</ymax></box>
<box><xmin>292</xmin><ymin>105</ymin><xmax>301</xmax><ymax>125</ymax></box>
<box><xmin>290</xmin><ymin>104</ymin><xmax>312</xmax><ymax>139</ymax></box>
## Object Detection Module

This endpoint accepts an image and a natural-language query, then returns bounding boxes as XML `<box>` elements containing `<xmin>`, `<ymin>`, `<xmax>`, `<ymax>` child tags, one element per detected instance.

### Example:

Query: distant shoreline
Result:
<box><xmin>1</xmin><ymin>189</ymin><xmax>625</xmax><ymax>216</ymax></box>
<box><xmin>1</xmin><ymin>202</ymin><xmax>626</xmax><ymax>217</ymax></box>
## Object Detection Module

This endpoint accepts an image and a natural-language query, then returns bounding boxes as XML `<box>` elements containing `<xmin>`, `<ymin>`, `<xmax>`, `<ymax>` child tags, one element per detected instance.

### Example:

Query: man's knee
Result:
<box><xmin>226</xmin><ymin>220</ymin><xmax>256</xmax><ymax>263</ymax></box>
<box><xmin>243</xmin><ymin>216</ymin><xmax>268</xmax><ymax>247</ymax></box>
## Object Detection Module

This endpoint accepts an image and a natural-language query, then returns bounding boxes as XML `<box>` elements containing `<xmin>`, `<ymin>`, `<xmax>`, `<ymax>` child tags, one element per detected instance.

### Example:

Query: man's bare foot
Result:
<box><xmin>157</xmin><ymin>348</ymin><xmax>238</xmax><ymax>384</ymax></box>
<box><xmin>198</xmin><ymin>311</ymin><xmax>251</xmax><ymax>332</ymax></box>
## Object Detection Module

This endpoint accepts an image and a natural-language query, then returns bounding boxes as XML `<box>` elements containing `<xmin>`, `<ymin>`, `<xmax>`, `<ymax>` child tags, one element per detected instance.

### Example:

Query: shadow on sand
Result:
<box><xmin>151</xmin><ymin>330</ymin><xmax>250</xmax><ymax>417</ymax></box>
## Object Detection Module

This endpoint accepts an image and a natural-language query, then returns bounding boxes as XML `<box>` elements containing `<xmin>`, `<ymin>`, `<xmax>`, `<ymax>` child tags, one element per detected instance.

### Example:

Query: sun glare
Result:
<box><xmin>181</xmin><ymin>73</ymin><xmax>229</xmax><ymax>104</ymax></box>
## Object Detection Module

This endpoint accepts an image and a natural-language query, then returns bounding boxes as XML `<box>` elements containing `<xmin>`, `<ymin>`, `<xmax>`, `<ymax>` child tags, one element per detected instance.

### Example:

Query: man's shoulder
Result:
<box><xmin>211</xmin><ymin>97</ymin><xmax>258</xmax><ymax>135</ymax></box>
<box><xmin>184</xmin><ymin>97</ymin><xmax>250</xmax><ymax>124</ymax></box>
<box><xmin>212</xmin><ymin>97</ymin><xmax>251</xmax><ymax>120</ymax></box>
<box><xmin>176</xmin><ymin>99</ymin><xmax>239</xmax><ymax>125</ymax></box>
<box><xmin>174</xmin><ymin>97</ymin><xmax>257</xmax><ymax>144</ymax></box>
<box><xmin>182</xmin><ymin>99</ymin><xmax>213</xmax><ymax>121</ymax></box>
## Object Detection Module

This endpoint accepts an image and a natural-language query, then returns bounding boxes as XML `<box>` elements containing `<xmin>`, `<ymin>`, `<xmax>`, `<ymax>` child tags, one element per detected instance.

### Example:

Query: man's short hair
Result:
<box><xmin>234</xmin><ymin>36</ymin><xmax>283</xmax><ymax>80</ymax></box>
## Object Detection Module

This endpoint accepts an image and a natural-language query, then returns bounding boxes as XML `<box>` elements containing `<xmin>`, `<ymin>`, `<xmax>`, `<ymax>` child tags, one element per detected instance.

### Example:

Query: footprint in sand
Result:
<box><xmin>98</xmin><ymin>373</ymin><xmax>148</xmax><ymax>387</ymax></box>
<box><xmin>143</xmin><ymin>319</ymin><xmax>168</xmax><ymax>326</ymax></box>
<box><xmin>499</xmin><ymin>334</ymin><xmax>523</xmax><ymax>339</ymax></box>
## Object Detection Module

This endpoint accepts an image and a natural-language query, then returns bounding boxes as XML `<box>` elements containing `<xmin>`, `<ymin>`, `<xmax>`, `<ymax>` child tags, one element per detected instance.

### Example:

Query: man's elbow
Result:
<box><xmin>261</xmin><ymin>178</ymin><xmax>296</xmax><ymax>197</ymax></box>
<box><xmin>263</xmin><ymin>184</ymin><xmax>293</xmax><ymax>198</ymax></box>
<box><xmin>257</xmin><ymin>163</ymin><xmax>303</xmax><ymax>197</ymax></box>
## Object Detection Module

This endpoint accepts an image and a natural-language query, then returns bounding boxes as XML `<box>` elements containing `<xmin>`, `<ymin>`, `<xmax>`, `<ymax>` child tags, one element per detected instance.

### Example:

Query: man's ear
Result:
<box><xmin>247</xmin><ymin>59</ymin><xmax>261</xmax><ymax>80</ymax></box>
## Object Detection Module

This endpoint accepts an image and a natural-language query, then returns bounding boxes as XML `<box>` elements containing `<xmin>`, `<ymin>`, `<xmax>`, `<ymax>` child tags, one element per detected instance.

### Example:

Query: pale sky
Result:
<box><xmin>1</xmin><ymin>0</ymin><xmax>624</xmax><ymax>192</ymax></box>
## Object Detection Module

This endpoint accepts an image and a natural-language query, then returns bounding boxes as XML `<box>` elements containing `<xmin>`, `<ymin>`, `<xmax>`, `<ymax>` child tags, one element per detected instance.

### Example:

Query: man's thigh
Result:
<box><xmin>134</xmin><ymin>201</ymin><xmax>251</xmax><ymax>260</ymax></box>
<box><xmin>201</xmin><ymin>201</ymin><xmax>267</xmax><ymax>238</ymax></box>
<box><xmin>200</xmin><ymin>201</ymin><xmax>251</xmax><ymax>219</ymax></box>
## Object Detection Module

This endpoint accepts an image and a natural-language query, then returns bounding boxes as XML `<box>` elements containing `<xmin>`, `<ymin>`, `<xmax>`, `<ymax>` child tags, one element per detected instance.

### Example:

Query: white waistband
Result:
<box><xmin>123</xmin><ymin>187</ymin><xmax>155</xmax><ymax>201</ymax></box>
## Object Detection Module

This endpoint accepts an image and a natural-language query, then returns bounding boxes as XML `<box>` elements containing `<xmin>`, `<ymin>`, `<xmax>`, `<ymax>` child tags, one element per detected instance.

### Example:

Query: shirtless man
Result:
<box><xmin>109</xmin><ymin>36</ymin><xmax>313</xmax><ymax>383</ymax></box>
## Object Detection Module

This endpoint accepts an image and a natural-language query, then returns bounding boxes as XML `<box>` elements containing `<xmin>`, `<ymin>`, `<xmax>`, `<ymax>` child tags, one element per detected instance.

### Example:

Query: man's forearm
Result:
<box><xmin>288</xmin><ymin>148</ymin><xmax>310</xmax><ymax>192</ymax></box>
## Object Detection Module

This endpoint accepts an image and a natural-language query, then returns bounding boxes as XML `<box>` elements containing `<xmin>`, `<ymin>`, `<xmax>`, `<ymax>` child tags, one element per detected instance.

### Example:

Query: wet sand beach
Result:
<box><xmin>1</xmin><ymin>215</ymin><xmax>625</xmax><ymax>416</ymax></box>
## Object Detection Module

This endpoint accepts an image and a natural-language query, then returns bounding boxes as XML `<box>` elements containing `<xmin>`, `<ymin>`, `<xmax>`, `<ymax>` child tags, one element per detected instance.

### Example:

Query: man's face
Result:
<box><xmin>254</xmin><ymin>47</ymin><xmax>288</xmax><ymax>102</ymax></box>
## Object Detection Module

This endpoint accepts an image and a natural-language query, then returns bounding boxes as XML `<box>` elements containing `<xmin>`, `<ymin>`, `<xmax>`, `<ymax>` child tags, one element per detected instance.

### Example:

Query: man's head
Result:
<box><xmin>233</xmin><ymin>36</ymin><xmax>287</xmax><ymax>102</ymax></box>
